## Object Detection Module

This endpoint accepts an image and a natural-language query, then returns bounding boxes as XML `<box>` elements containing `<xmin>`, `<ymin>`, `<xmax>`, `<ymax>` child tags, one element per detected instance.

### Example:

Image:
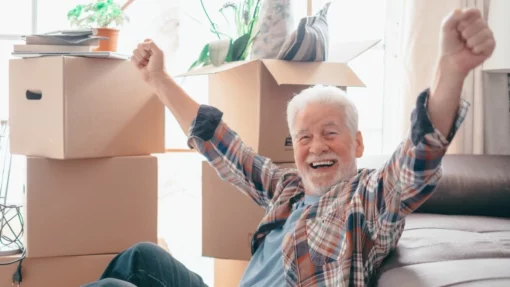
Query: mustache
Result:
<box><xmin>305</xmin><ymin>152</ymin><xmax>341</xmax><ymax>164</ymax></box>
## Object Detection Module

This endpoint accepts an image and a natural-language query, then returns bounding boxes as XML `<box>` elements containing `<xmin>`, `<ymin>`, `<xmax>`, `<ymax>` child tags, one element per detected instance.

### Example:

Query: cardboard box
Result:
<box><xmin>9</xmin><ymin>56</ymin><xmax>165</xmax><ymax>159</ymax></box>
<box><xmin>0</xmin><ymin>254</ymin><xmax>115</xmax><ymax>286</ymax></box>
<box><xmin>24</xmin><ymin>156</ymin><xmax>158</xmax><ymax>258</ymax></box>
<box><xmin>179</xmin><ymin>40</ymin><xmax>379</xmax><ymax>163</ymax></box>
<box><xmin>214</xmin><ymin>259</ymin><xmax>249</xmax><ymax>287</ymax></box>
<box><xmin>202</xmin><ymin>161</ymin><xmax>295</xmax><ymax>261</ymax></box>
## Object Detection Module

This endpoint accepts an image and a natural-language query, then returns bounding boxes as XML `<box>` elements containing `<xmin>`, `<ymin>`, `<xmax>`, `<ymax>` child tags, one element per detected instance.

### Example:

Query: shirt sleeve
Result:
<box><xmin>187</xmin><ymin>105</ymin><xmax>284</xmax><ymax>208</ymax></box>
<box><xmin>364</xmin><ymin>88</ymin><xmax>470</xmax><ymax>227</ymax></box>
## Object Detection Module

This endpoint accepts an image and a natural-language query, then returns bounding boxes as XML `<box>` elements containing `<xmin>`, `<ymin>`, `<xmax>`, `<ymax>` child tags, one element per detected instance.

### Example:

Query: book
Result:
<box><xmin>23</xmin><ymin>35</ymin><xmax>104</xmax><ymax>46</ymax></box>
<box><xmin>22</xmin><ymin>29</ymin><xmax>106</xmax><ymax>46</ymax></box>
<box><xmin>41</xmin><ymin>29</ymin><xmax>95</xmax><ymax>36</ymax></box>
<box><xmin>13</xmin><ymin>44</ymin><xmax>94</xmax><ymax>53</ymax></box>
<box><xmin>11</xmin><ymin>51</ymin><xmax>131</xmax><ymax>60</ymax></box>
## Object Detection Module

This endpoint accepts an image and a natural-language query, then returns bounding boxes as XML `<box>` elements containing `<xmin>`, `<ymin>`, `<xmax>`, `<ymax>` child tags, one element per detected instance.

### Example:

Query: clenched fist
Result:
<box><xmin>131</xmin><ymin>39</ymin><xmax>166</xmax><ymax>84</ymax></box>
<box><xmin>440</xmin><ymin>8</ymin><xmax>496</xmax><ymax>76</ymax></box>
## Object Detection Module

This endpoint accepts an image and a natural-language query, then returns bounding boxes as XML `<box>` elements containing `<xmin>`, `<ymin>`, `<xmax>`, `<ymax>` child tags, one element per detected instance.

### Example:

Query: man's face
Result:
<box><xmin>292</xmin><ymin>102</ymin><xmax>364</xmax><ymax>196</ymax></box>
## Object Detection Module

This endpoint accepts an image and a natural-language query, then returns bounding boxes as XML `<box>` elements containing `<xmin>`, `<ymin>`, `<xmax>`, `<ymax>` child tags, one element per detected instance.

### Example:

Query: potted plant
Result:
<box><xmin>67</xmin><ymin>0</ymin><xmax>131</xmax><ymax>52</ymax></box>
<box><xmin>188</xmin><ymin>0</ymin><xmax>262</xmax><ymax>70</ymax></box>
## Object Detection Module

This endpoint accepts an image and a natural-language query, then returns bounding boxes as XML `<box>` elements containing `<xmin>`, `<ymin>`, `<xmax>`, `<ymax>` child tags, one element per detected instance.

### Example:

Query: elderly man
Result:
<box><xmin>84</xmin><ymin>8</ymin><xmax>495</xmax><ymax>287</ymax></box>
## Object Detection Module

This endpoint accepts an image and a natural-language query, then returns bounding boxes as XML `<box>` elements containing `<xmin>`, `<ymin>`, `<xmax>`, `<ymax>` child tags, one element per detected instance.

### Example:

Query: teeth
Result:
<box><xmin>311</xmin><ymin>161</ymin><xmax>334</xmax><ymax>167</ymax></box>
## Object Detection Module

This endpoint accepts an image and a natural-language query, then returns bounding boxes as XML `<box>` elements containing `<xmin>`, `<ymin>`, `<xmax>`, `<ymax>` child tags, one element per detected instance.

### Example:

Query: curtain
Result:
<box><xmin>391</xmin><ymin>0</ymin><xmax>510</xmax><ymax>154</ymax></box>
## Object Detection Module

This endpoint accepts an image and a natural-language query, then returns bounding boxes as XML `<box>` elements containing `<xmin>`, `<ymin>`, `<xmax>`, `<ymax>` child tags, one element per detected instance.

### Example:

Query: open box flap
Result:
<box><xmin>176</xmin><ymin>60</ymin><xmax>256</xmax><ymax>77</ymax></box>
<box><xmin>329</xmin><ymin>39</ymin><xmax>381</xmax><ymax>63</ymax></box>
<box><xmin>177</xmin><ymin>60</ymin><xmax>365</xmax><ymax>87</ymax></box>
<box><xmin>261</xmin><ymin>60</ymin><xmax>365</xmax><ymax>87</ymax></box>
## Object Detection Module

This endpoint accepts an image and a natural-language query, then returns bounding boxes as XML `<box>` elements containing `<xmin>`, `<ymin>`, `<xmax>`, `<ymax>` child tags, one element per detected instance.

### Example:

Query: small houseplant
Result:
<box><xmin>188</xmin><ymin>0</ymin><xmax>262</xmax><ymax>70</ymax></box>
<box><xmin>67</xmin><ymin>0</ymin><xmax>131</xmax><ymax>52</ymax></box>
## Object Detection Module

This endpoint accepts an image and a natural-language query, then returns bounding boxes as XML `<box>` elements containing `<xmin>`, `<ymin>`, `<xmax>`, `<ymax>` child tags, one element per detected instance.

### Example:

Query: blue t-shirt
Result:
<box><xmin>239</xmin><ymin>195</ymin><xmax>320</xmax><ymax>287</ymax></box>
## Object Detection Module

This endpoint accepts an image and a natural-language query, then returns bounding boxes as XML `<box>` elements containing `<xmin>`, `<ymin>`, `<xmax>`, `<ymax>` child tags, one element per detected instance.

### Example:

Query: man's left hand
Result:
<box><xmin>440</xmin><ymin>8</ymin><xmax>496</xmax><ymax>77</ymax></box>
<box><xmin>428</xmin><ymin>8</ymin><xmax>495</xmax><ymax>138</ymax></box>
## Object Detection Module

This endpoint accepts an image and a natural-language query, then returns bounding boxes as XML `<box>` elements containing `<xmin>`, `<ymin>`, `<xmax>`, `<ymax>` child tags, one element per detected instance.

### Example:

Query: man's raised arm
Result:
<box><xmin>428</xmin><ymin>8</ymin><xmax>495</xmax><ymax>136</ymax></box>
<box><xmin>362</xmin><ymin>8</ymin><xmax>495</xmax><ymax>229</ymax></box>
<box><xmin>130</xmin><ymin>40</ymin><xmax>283</xmax><ymax>208</ymax></box>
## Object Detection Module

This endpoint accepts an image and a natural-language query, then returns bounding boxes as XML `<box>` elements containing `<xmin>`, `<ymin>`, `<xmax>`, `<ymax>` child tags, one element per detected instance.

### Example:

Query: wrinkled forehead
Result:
<box><xmin>292</xmin><ymin>102</ymin><xmax>346</xmax><ymax>131</ymax></box>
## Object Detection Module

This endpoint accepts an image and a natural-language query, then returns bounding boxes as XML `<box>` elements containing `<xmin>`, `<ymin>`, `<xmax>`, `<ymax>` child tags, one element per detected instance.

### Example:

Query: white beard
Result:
<box><xmin>302</xmin><ymin>159</ymin><xmax>357</xmax><ymax>196</ymax></box>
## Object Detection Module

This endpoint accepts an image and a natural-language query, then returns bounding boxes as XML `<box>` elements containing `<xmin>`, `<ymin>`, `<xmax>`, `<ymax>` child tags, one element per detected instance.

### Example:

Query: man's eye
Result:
<box><xmin>300</xmin><ymin>135</ymin><xmax>310</xmax><ymax>141</ymax></box>
<box><xmin>326</xmin><ymin>132</ymin><xmax>337</xmax><ymax>135</ymax></box>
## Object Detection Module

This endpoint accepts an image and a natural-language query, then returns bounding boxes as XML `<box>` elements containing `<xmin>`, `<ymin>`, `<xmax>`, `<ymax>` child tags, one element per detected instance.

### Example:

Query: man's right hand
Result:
<box><xmin>131</xmin><ymin>39</ymin><xmax>167</xmax><ymax>85</ymax></box>
<box><xmin>130</xmin><ymin>38</ymin><xmax>200</xmax><ymax>135</ymax></box>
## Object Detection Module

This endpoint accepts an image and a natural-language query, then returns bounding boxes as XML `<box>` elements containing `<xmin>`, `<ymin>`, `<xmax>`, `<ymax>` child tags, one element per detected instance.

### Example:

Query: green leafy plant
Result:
<box><xmin>188</xmin><ymin>0</ymin><xmax>262</xmax><ymax>70</ymax></box>
<box><xmin>67</xmin><ymin>0</ymin><xmax>129</xmax><ymax>29</ymax></box>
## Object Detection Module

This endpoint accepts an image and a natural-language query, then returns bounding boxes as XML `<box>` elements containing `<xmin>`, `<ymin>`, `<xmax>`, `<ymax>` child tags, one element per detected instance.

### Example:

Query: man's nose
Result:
<box><xmin>309</xmin><ymin>138</ymin><xmax>329</xmax><ymax>154</ymax></box>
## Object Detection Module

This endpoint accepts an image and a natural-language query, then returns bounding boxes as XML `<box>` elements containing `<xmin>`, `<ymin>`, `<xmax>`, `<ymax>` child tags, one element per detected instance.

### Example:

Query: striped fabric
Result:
<box><xmin>277</xmin><ymin>2</ymin><xmax>331</xmax><ymax>61</ymax></box>
<box><xmin>188</xmin><ymin>89</ymin><xmax>470</xmax><ymax>286</ymax></box>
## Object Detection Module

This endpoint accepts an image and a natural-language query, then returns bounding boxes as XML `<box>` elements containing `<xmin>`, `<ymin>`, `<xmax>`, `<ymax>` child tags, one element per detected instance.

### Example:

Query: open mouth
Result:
<box><xmin>309</xmin><ymin>160</ymin><xmax>337</xmax><ymax>169</ymax></box>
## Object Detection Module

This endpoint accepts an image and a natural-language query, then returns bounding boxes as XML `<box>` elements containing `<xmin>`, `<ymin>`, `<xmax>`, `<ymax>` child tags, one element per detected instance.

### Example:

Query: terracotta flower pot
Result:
<box><xmin>93</xmin><ymin>28</ymin><xmax>120</xmax><ymax>52</ymax></box>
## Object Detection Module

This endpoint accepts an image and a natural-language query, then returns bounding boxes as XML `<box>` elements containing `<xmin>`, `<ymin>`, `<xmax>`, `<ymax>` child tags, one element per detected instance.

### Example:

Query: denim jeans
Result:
<box><xmin>82</xmin><ymin>242</ymin><xmax>208</xmax><ymax>287</ymax></box>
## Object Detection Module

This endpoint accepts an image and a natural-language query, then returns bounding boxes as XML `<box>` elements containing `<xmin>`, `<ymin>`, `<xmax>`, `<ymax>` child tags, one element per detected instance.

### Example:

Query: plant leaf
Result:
<box><xmin>95</xmin><ymin>2</ymin><xmax>106</xmax><ymax>10</ymax></box>
<box><xmin>231</xmin><ymin>33</ymin><xmax>250</xmax><ymax>61</ymax></box>
<box><xmin>225</xmin><ymin>39</ymin><xmax>233</xmax><ymax>62</ymax></box>
<box><xmin>188</xmin><ymin>43</ymin><xmax>210</xmax><ymax>71</ymax></box>
<box><xmin>198</xmin><ymin>43</ymin><xmax>210</xmax><ymax>63</ymax></box>
<box><xmin>188</xmin><ymin>59</ymin><xmax>199</xmax><ymax>71</ymax></box>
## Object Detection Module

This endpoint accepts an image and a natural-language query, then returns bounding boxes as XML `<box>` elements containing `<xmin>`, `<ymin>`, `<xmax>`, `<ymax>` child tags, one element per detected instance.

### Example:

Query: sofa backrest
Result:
<box><xmin>357</xmin><ymin>154</ymin><xmax>510</xmax><ymax>218</ymax></box>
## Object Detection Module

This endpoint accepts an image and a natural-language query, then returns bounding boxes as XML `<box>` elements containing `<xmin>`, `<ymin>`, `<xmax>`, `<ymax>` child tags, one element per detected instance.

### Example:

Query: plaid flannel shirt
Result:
<box><xmin>188</xmin><ymin>89</ymin><xmax>470</xmax><ymax>287</ymax></box>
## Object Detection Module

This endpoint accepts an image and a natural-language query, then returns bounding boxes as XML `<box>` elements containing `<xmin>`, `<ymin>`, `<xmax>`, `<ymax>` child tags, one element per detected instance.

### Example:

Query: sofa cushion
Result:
<box><xmin>377</xmin><ymin>259</ymin><xmax>510</xmax><ymax>287</ymax></box>
<box><xmin>376</xmin><ymin>213</ymin><xmax>510</xmax><ymax>286</ymax></box>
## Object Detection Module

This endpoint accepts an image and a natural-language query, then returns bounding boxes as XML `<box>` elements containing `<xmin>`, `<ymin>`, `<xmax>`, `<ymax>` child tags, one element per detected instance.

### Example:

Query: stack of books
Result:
<box><xmin>12</xmin><ymin>30</ymin><xmax>129</xmax><ymax>59</ymax></box>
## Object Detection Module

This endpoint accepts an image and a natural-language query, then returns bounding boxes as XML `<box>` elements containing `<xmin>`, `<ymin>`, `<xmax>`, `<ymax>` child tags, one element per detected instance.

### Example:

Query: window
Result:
<box><xmin>0</xmin><ymin>0</ymin><xmax>34</xmax><ymax>120</ymax></box>
<box><xmin>0</xmin><ymin>40</ymin><xmax>23</xmax><ymax>120</ymax></box>
<box><xmin>0</xmin><ymin>0</ymin><xmax>34</xmax><ymax>208</ymax></box>
<box><xmin>327</xmin><ymin>0</ymin><xmax>387</xmax><ymax>155</ymax></box>
<box><xmin>0</xmin><ymin>1</ymin><xmax>33</xmax><ymax>35</ymax></box>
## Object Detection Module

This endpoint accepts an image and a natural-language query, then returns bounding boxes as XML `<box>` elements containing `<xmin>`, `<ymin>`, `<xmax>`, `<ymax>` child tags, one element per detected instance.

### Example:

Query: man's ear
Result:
<box><xmin>355</xmin><ymin>131</ymin><xmax>364</xmax><ymax>158</ymax></box>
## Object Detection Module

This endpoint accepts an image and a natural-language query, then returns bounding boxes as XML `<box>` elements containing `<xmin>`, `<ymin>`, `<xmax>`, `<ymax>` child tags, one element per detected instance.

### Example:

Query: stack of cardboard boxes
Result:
<box><xmin>185</xmin><ymin>41</ymin><xmax>379</xmax><ymax>286</ymax></box>
<box><xmin>2</xmin><ymin>56</ymin><xmax>165</xmax><ymax>286</ymax></box>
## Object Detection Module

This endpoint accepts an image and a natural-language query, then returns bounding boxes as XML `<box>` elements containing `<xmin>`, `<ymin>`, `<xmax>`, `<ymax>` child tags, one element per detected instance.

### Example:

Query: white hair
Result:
<box><xmin>286</xmin><ymin>85</ymin><xmax>359</xmax><ymax>137</ymax></box>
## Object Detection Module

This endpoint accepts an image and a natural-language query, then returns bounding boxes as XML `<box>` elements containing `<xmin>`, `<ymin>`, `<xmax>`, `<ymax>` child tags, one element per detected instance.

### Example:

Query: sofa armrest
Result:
<box><xmin>357</xmin><ymin>155</ymin><xmax>510</xmax><ymax>218</ymax></box>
